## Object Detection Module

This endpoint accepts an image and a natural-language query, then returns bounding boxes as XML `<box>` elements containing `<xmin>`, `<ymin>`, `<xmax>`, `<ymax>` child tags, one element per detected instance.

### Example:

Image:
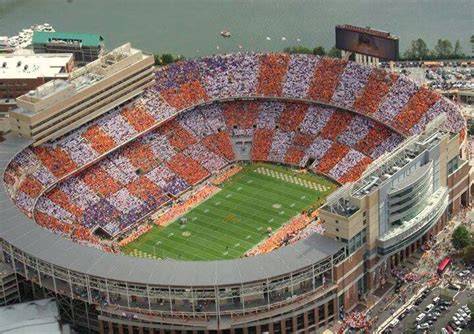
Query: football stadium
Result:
<box><xmin>0</xmin><ymin>50</ymin><xmax>472</xmax><ymax>333</ymax></box>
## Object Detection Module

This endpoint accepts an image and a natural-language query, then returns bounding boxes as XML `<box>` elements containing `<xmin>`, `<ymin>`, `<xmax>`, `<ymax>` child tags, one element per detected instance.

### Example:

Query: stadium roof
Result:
<box><xmin>0</xmin><ymin>135</ymin><xmax>345</xmax><ymax>287</ymax></box>
<box><xmin>32</xmin><ymin>31</ymin><xmax>104</xmax><ymax>47</ymax></box>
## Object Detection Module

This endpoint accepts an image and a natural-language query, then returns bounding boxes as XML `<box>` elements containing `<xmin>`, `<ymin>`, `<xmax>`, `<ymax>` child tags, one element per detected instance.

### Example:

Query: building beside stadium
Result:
<box><xmin>9</xmin><ymin>43</ymin><xmax>154</xmax><ymax>145</ymax></box>
<box><xmin>32</xmin><ymin>31</ymin><xmax>105</xmax><ymax>65</ymax></box>
<box><xmin>0</xmin><ymin>52</ymin><xmax>74</xmax><ymax>131</ymax></box>
<box><xmin>0</xmin><ymin>52</ymin><xmax>472</xmax><ymax>334</ymax></box>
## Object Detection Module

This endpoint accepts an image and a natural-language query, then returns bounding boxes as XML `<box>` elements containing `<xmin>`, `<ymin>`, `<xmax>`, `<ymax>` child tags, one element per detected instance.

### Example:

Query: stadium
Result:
<box><xmin>0</xmin><ymin>52</ymin><xmax>471</xmax><ymax>333</ymax></box>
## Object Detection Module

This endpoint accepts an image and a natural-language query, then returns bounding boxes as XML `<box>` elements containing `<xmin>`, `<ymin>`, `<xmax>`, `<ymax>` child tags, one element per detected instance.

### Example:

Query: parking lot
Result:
<box><xmin>384</xmin><ymin>281</ymin><xmax>473</xmax><ymax>333</ymax></box>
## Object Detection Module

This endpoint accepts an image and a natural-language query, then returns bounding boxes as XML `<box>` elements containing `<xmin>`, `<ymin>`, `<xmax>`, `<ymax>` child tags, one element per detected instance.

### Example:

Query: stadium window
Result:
<box><xmin>253</xmin><ymin>124</ymin><xmax>257</xmax><ymax>128</ymax></box>
<box><xmin>285</xmin><ymin>319</ymin><xmax>293</xmax><ymax>332</ymax></box>
<box><xmin>363</xmin><ymin>211</ymin><xmax>366</xmax><ymax>217</ymax></box>
<box><xmin>336</xmin><ymin>228</ymin><xmax>339</xmax><ymax>232</ymax></box>
<box><xmin>328</xmin><ymin>300</ymin><xmax>335</xmax><ymax>316</ymax></box>
<box><xmin>335</xmin><ymin>220</ymin><xmax>338</xmax><ymax>224</ymax></box>
<box><xmin>308</xmin><ymin>310</ymin><xmax>316</xmax><ymax>325</ymax></box>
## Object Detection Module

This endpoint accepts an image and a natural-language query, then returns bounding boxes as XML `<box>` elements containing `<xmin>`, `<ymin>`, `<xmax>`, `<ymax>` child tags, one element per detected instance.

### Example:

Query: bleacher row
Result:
<box><xmin>3</xmin><ymin>53</ymin><xmax>465</xmax><ymax>246</ymax></box>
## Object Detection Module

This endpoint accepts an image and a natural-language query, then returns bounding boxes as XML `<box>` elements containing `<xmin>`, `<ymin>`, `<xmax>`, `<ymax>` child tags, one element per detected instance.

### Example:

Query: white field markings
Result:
<box><xmin>253</xmin><ymin>167</ymin><xmax>330</xmax><ymax>192</ymax></box>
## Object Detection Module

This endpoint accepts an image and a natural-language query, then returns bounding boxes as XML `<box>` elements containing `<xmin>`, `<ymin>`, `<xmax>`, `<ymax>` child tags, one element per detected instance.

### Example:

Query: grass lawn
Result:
<box><xmin>123</xmin><ymin>163</ymin><xmax>337</xmax><ymax>261</ymax></box>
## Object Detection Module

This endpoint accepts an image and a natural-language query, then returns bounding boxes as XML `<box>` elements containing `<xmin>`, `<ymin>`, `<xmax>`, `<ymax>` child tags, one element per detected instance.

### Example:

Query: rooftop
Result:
<box><xmin>0</xmin><ymin>298</ymin><xmax>62</xmax><ymax>334</ymax></box>
<box><xmin>14</xmin><ymin>44</ymin><xmax>143</xmax><ymax>114</ymax></box>
<box><xmin>0</xmin><ymin>53</ymin><xmax>72</xmax><ymax>80</ymax></box>
<box><xmin>32</xmin><ymin>31</ymin><xmax>104</xmax><ymax>48</ymax></box>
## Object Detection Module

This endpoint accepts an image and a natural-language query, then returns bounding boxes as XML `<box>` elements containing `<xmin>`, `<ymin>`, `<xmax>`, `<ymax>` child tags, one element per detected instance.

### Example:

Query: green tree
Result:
<box><xmin>153</xmin><ymin>54</ymin><xmax>162</xmax><ymax>65</ymax></box>
<box><xmin>161</xmin><ymin>54</ymin><xmax>175</xmax><ymax>65</ymax></box>
<box><xmin>471</xmin><ymin>35</ymin><xmax>474</xmax><ymax>56</ymax></box>
<box><xmin>463</xmin><ymin>244</ymin><xmax>474</xmax><ymax>265</ymax></box>
<box><xmin>327</xmin><ymin>46</ymin><xmax>341</xmax><ymax>58</ymax></box>
<box><xmin>453</xmin><ymin>40</ymin><xmax>465</xmax><ymax>58</ymax></box>
<box><xmin>312</xmin><ymin>46</ymin><xmax>326</xmax><ymax>56</ymax></box>
<box><xmin>283</xmin><ymin>45</ymin><xmax>313</xmax><ymax>54</ymax></box>
<box><xmin>403</xmin><ymin>38</ymin><xmax>430</xmax><ymax>60</ymax></box>
<box><xmin>451</xmin><ymin>225</ymin><xmax>471</xmax><ymax>250</ymax></box>
<box><xmin>468</xmin><ymin>123</ymin><xmax>474</xmax><ymax>136</ymax></box>
<box><xmin>434</xmin><ymin>39</ymin><xmax>453</xmax><ymax>59</ymax></box>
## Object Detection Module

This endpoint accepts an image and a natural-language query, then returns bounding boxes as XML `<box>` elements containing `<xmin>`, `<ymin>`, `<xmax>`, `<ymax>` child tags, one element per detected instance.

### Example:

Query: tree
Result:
<box><xmin>327</xmin><ymin>46</ymin><xmax>341</xmax><ymax>58</ymax></box>
<box><xmin>161</xmin><ymin>54</ymin><xmax>175</xmax><ymax>65</ymax></box>
<box><xmin>283</xmin><ymin>45</ymin><xmax>313</xmax><ymax>54</ymax></box>
<box><xmin>312</xmin><ymin>46</ymin><xmax>326</xmax><ymax>56</ymax></box>
<box><xmin>453</xmin><ymin>40</ymin><xmax>465</xmax><ymax>58</ymax></box>
<box><xmin>434</xmin><ymin>39</ymin><xmax>453</xmax><ymax>59</ymax></box>
<box><xmin>153</xmin><ymin>54</ymin><xmax>161</xmax><ymax>65</ymax></box>
<box><xmin>468</xmin><ymin>123</ymin><xmax>474</xmax><ymax>136</ymax></box>
<box><xmin>451</xmin><ymin>225</ymin><xmax>471</xmax><ymax>250</ymax></box>
<box><xmin>463</xmin><ymin>244</ymin><xmax>474</xmax><ymax>265</ymax></box>
<box><xmin>471</xmin><ymin>35</ymin><xmax>474</xmax><ymax>56</ymax></box>
<box><xmin>403</xmin><ymin>38</ymin><xmax>430</xmax><ymax>60</ymax></box>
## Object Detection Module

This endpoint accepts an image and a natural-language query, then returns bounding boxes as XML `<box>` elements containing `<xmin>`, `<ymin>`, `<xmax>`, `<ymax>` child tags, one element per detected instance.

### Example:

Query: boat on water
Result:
<box><xmin>2</xmin><ymin>23</ymin><xmax>55</xmax><ymax>51</ymax></box>
<box><xmin>220</xmin><ymin>30</ymin><xmax>231</xmax><ymax>38</ymax></box>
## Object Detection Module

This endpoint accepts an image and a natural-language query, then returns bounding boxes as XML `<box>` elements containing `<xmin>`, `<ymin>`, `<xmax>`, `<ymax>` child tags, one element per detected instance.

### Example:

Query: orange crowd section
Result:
<box><xmin>317</xmin><ymin>142</ymin><xmax>350</xmax><ymax>174</ymax></box>
<box><xmin>166</xmin><ymin>153</ymin><xmax>210</xmax><ymax>185</ymax></box>
<box><xmin>126</xmin><ymin>176</ymin><xmax>164</xmax><ymax>205</ymax></box>
<box><xmin>223</xmin><ymin>101</ymin><xmax>260</xmax><ymax>129</ymax></box>
<box><xmin>251</xmin><ymin>129</ymin><xmax>274</xmax><ymax>161</ymax></box>
<box><xmin>81</xmin><ymin>125</ymin><xmax>117</xmax><ymax>155</ymax></box>
<box><xmin>320</xmin><ymin>111</ymin><xmax>353</xmax><ymax>140</ymax></box>
<box><xmin>33</xmin><ymin>146</ymin><xmax>77</xmax><ymax>178</ymax></box>
<box><xmin>256</xmin><ymin>53</ymin><xmax>290</xmax><ymax>96</ymax></box>
<box><xmin>123</xmin><ymin>141</ymin><xmax>157</xmax><ymax>174</ymax></box>
<box><xmin>160</xmin><ymin>80</ymin><xmax>209</xmax><ymax>110</ymax></box>
<box><xmin>118</xmin><ymin>224</ymin><xmax>152</xmax><ymax>247</ymax></box>
<box><xmin>82</xmin><ymin>166</ymin><xmax>123</xmax><ymax>197</ymax></box>
<box><xmin>355</xmin><ymin>125</ymin><xmax>392</xmax><ymax>157</ymax></box>
<box><xmin>202</xmin><ymin>132</ymin><xmax>235</xmax><ymax>161</ymax></box>
<box><xmin>154</xmin><ymin>185</ymin><xmax>219</xmax><ymax>226</ymax></box>
<box><xmin>353</xmin><ymin>69</ymin><xmax>398</xmax><ymax>114</ymax></box>
<box><xmin>279</xmin><ymin>103</ymin><xmax>308</xmax><ymax>131</ymax></box>
<box><xmin>293</xmin><ymin>133</ymin><xmax>315</xmax><ymax>147</ymax></box>
<box><xmin>247</xmin><ymin>214</ymin><xmax>315</xmax><ymax>256</ymax></box>
<box><xmin>121</xmin><ymin>106</ymin><xmax>156</xmax><ymax>133</ymax></box>
<box><xmin>47</xmin><ymin>188</ymin><xmax>83</xmax><ymax>218</ymax></box>
<box><xmin>159</xmin><ymin>120</ymin><xmax>197</xmax><ymax>151</ymax></box>
<box><xmin>309</xmin><ymin>58</ymin><xmax>348</xmax><ymax>103</ymax></box>
<box><xmin>339</xmin><ymin>156</ymin><xmax>373</xmax><ymax>183</ymax></box>
<box><xmin>392</xmin><ymin>87</ymin><xmax>440</xmax><ymax>134</ymax></box>
<box><xmin>211</xmin><ymin>166</ymin><xmax>243</xmax><ymax>185</ymax></box>
<box><xmin>284</xmin><ymin>147</ymin><xmax>305</xmax><ymax>166</ymax></box>
<box><xmin>19</xmin><ymin>176</ymin><xmax>44</xmax><ymax>199</ymax></box>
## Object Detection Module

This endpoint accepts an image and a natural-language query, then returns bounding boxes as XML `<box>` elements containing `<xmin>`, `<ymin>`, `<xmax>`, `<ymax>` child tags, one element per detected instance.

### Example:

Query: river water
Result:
<box><xmin>0</xmin><ymin>0</ymin><xmax>472</xmax><ymax>57</ymax></box>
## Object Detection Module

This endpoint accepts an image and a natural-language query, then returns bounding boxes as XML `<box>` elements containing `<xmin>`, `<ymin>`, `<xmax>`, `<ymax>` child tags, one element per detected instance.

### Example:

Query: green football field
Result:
<box><xmin>123</xmin><ymin>163</ymin><xmax>337</xmax><ymax>261</ymax></box>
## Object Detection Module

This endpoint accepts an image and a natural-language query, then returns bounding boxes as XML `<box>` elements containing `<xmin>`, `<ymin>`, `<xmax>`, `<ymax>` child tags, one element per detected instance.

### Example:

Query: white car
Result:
<box><xmin>416</xmin><ymin>323</ymin><xmax>429</xmax><ymax>330</ymax></box>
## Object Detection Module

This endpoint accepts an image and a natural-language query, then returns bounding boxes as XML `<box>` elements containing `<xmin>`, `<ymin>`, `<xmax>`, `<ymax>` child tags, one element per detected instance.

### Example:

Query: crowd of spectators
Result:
<box><xmin>3</xmin><ymin>53</ymin><xmax>466</xmax><ymax>250</ymax></box>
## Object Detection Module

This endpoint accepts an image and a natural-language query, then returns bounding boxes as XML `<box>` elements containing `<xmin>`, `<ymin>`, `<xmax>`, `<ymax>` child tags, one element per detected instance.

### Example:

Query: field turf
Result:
<box><xmin>123</xmin><ymin>163</ymin><xmax>337</xmax><ymax>261</ymax></box>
